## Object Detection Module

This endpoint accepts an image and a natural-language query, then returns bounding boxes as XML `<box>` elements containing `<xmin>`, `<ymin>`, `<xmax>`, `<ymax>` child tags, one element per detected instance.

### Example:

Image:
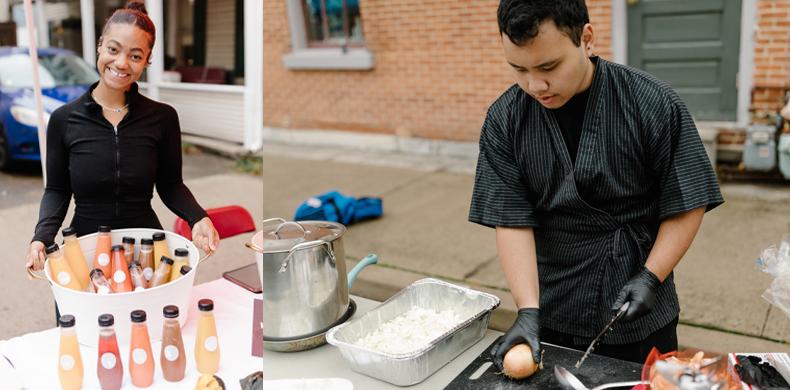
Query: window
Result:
<box><xmin>283</xmin><ymin>0</ymin><xmax>373</xmax><ymax>70</ymax></box>
<box><xmin>302</xmin><ymin>0</ymin><xmax>364</xmax><ymax>48</ymax></box>
<box><xmin>0</xmin><ymin>53</ymin><xmax>98</xmax><ymax>88</ymax></box>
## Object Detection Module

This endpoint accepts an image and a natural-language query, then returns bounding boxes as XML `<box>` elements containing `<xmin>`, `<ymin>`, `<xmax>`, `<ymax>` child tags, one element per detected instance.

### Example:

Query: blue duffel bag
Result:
<box><xmin>294</xmin><ymin>190</ymin><xmax>383</xmax><ymax>225</ymax></box>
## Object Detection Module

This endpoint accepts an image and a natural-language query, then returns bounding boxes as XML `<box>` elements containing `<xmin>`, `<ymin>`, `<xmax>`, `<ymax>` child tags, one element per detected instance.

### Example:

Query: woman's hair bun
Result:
<box><xmin>125</xmin><ymin>1</ymin><xmax>148</xmax><ymax>15</ymax></box>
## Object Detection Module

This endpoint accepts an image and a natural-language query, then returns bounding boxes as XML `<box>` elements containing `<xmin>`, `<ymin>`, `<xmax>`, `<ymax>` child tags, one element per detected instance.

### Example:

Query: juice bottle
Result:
<box><xmin>93</xmin><ymin>226</ymin><xmax>113</xmax><ymax>278</ymax></box>
<box><xmin>90</xmin><ymin>269</ymin><xmax>112</xmax><ymax>294</ymax></box>
<box><xmin>109</xmin><ymin>245</ymin><xmax>133</xmax><ymax>293</ymax></box>
<box><xmin>139</xmin><ymin>239</ymin><xmax>155</xmax><ymax>283</ymax></box>
<box><xmin>122</xmin><ymin>237</ymin><xmax>136</xmax><ymax>266</ymax></box>
<box><xmin>149</xmin><ymin>256</ymin><xmax>173</xmax><ymax>287</ymax></box>
<box><xmin>160</xmin><ymin>305</ymin><xmax>186</xmax><ymax>382</ymax></box>
<box><xmin>128</xmin><ymin>262</ymin><xmax>148</xmax><ymax>291</ymax></box>
<box><xmin>152</xmin><ymin>232</ymin><xmax>170</xmax><ymax>273</ymax></box>
<box><xmin>47</xmin><ymin>244</ymin><xmax>82</xmax><ymax>291</ymax></box>
<box><xmin>194</xmin><ymin>299</ymin><xmax>220</xmax><ymax>374</ymax></box>
<box><xmin>169</xmin><ymin>248</ymin><xmax>189</xmax><ymax>282</ymax></box>
<box><xmin>62</xmin><ymin>227</ymin><xmax>90</xmax><ymax>291</ymax></box>
<box><xmin>129</xmin><ymin>310</ymin><xmax>154</xmax><ymax>387</ymax></box>
<box><xmin>179</xmin><ymin>265</ymin><xmax>192</xmax><ymax>276</ymax></box>
<box><xmin>97</xmin><ymin>314</ymin><xmax>123</xmax><ymax>390</ymax></box>
<box><xmin>57</xmin><ymin>315</ymin><xmax>83</xmax><ymax>390</ymax></box>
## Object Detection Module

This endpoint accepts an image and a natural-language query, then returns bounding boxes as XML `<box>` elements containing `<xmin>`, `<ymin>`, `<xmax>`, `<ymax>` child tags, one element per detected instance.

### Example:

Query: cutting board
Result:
<box><xmin>444</xmin><ymin>337</ymin><xmax>643</xmax><ymax>389</ymax></box>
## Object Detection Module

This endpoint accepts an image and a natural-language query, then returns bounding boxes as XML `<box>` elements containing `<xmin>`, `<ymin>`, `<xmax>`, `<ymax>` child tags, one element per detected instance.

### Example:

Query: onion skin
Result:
<box><xmin>502</xmin><ymin>344</ymin><xmax>539</xmax><ymax>379</ymax></box>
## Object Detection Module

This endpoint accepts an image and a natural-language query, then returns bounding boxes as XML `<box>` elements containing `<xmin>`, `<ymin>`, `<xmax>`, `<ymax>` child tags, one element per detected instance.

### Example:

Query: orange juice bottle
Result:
<box><xmin>139</xmin><ymin>239</ymin><xmax>155</xmax><ymax>284</ymax></box>
<box><xmin>62</xmin><ymin>227</ymin><xmax>90</xmax><ymax>291</ymax></box>
<box><xmin>122</xmin><ymin>237</ymin><xmax>136</xmax><ymax>266</ymax></box>
<box><xmin>160</xmin><ymin>305</ymin><xmax>186</xmax><ymax>382</ymax></box>
<box><xmin>58</xmin><ymin>315</ymin><xmax>83</xmax><ymax>390</ymax></box>
<box><xmin>110</xmin><ymin>246</ymin><xmax>133</xmax><ymax>293</ymax></box>
<box><xmin>152</xmin><ymin>232</ymin><xmax>170</xmax><ymax>272</ymax></box>
<box><xmin>93</xmin><ymin>226</ymin><xmax>113</xmax><ymax>278</ymax></box>
<box><xmin>129</xmin><ymin>310</ymin><xmax>154</xmax><ymax>387</ymax></box>
<box><xmin>194</xmin><ymin>299</ymin><xmax>220</xmax><ymax>374</ymax></box>
<box><xmin>169</xmin><ymin>248</ymin><xmax>189</xmax><ymax>282</ymax></box>
<box><xmin>97</xmin><ymin>314</ymin><xmax>123</xmax><ymax>390</ymax></box>
<box><xmin>47</xmin><ymin>244</ymin><xmax>82</xmax><ymax>291</ymax></box>
<box><xmin>149</xmin><ymin>256</ymin><xmax>173</xmax><ymax>288</ymax></box>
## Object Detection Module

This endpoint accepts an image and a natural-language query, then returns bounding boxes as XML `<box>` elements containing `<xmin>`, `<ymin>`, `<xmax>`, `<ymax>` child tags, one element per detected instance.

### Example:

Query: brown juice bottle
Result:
<box><xmin>97</xmin><ymin>314</ymin><xmax>123</xmax><ymax>390</ymax></box>
<box><xmin>121</xmin><ymin>237</ymin><xmax>135</xmax><ymax>267</ymax></box>
<box><xmin>138</xmin><ymin>239</ymin><xmax>155</xmax><ymax>284</ymax></box>
<box><xmin>149</xmin><ymin>256</ymin><xmax>174</xmax><ymax>288</ymax></box>
<box><xmin>160</xmin><ymin>305</ymin><xmax>186</xmax><ymax>382</ymax></box>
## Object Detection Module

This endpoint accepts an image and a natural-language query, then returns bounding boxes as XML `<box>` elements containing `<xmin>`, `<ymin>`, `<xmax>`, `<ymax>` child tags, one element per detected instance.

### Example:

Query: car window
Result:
<box><xmin>0</xmin><ymin>53</ymin><xmax>98</xmax><ymax>88</ymax></box>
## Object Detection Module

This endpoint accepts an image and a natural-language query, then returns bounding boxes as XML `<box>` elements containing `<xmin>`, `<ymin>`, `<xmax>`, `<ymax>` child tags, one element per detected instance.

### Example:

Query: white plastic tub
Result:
<box><xmin>30</xmin><ymin>228</ymin><xmax>210</xmax><ymax>347</ymax></box>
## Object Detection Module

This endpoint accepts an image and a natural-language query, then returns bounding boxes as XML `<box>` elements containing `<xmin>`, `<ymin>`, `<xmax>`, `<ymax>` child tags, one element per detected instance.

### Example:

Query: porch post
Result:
<box><xmin>145</xmin><ymin>0</ymin><xmax>164</xmax><ymax>100</ymax></box>
<box><xmin>243</xmin><ymin>0</ymin><xmax>263</xmax><ymax>151</ymax></box>
<box><xmin>35</xmin><ymin>0</ymin><xmax>48</xmax><ymax>47</ymax></box>
<box><xmin>80</xmin><ymin>0</ymin><xmax>95</xmax><ymax>66</ymax></box>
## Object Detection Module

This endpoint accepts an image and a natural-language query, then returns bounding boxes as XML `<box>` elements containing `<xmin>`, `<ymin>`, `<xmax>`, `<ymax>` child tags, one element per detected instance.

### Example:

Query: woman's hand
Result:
<box><xmin>192</xmin><ymin>217</ymin><xmax>219</xmax><ymax>253</ymax></box>
<box><xmin>26</xmin><ymin>241</ymin><xmax>46</xmax><ymax>271</ymax></box>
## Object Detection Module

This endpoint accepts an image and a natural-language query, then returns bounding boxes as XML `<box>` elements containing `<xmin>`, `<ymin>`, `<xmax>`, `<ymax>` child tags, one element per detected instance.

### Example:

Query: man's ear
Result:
<box><xmin>581</xmin><ymin>23</ymin><xmax>595</xmax><ymax>55</ymax></box>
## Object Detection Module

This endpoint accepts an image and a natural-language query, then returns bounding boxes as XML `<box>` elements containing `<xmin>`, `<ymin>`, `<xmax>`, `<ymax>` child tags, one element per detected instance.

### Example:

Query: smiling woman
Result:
<box><xmin>25</xmin><ymin>1</ymin><xmax>220</xmax><ymax>279</ymax></box>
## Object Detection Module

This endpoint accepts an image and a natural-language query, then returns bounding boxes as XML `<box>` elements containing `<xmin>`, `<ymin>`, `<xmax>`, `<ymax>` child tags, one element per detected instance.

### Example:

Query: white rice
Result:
<box><xmin>355</xmin><ymin>306</ymin><xmax>461</xmax><ymax>354</ymax></box>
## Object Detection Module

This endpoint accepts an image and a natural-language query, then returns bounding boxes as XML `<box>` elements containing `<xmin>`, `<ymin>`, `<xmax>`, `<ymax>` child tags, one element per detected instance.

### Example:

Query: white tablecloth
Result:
<box><xmin>0</xmin><ymin>278</ymin><xmax>262</xmax><ymax>389</ymax></box>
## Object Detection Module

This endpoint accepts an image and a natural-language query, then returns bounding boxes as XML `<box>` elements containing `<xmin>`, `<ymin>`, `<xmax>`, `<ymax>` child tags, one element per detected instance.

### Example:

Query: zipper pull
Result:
<box><xmin>113</xmin><ymin>126</ymin><xmax>118</xmax><ymax>135</ymax></box>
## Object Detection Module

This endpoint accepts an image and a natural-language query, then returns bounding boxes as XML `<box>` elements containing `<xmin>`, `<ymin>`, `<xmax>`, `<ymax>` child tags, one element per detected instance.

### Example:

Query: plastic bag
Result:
<box><xmin>756</xmin><ymin>234</ymin><xmax>790</xmax><ymax>319</ymax></box>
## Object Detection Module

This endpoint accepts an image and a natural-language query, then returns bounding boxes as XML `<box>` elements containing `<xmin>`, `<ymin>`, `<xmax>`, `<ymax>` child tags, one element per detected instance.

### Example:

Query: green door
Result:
<box><xmin>628</xmin><ymin>0</ymin><xmax>741</xmax><ymax>121</ymax></box>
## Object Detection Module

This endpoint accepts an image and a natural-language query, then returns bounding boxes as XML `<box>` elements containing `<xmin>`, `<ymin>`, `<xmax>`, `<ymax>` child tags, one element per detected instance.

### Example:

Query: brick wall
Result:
<box><xmin>264</xmin><ymin>1</ymin><xmax>613</xmax><ymax>142</ymax></box>
<box><xmin>751</xmin><ymin>0</ymin><xmax>790</xmax><ymax>115</ymax></box>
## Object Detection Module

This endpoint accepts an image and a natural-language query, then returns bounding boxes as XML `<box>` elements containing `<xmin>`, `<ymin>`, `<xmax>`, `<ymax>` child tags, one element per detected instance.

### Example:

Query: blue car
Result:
<box><xmin>0</xmin><ymin>47</ymin><xmax>98</xmax><ymax>170</ymax></box>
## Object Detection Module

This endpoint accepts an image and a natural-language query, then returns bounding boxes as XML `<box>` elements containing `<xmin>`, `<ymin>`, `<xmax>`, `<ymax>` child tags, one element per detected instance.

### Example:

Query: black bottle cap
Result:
<box><xmin>140</xmin><ymin>238</ymin><xmax>154</xmax><ymax>245</ymax></box>
<box><xmin>62</xmin><ymin>227</ymin><xmax>76</xmax><ymax>236</ymax></box>
<box><xmin>98</xmin><ymin>314</ymin><xmax>114</xmax><ymax>326</ymax></box>
<box><xmin>98</xmin><ymin>226</ymin><xmax>111</xmax><ymax>233</ymax></box>
<box><xmin>45</xmin><ymin>243</ymin><xmax>60</xmax><ymax>254</ymax></box>
<box><xmin>128</xmin><ymin>261</ymin><xmax>140</xmax><ymax>270</ymax></box>
<box><xmin>122</xmin><ymin>237</ymin><xmax>135</xmax><ymax>244</ymax></box>
<box><xmin>163</xmin><ymin>305</ymin><xmax>179</xmax><ymax>318</ymax></box>
<box><xmin>174</xmin><ymin>248</ymin><xmax>189</xmax><ymax>257</ymax></box>
<box><xmin>89</xmin><ymin>268</ymin><xmax>105</xmax><ymax>278</ymax></box>
<box><xmin>152</xmin><ymin>232</ymin><xmax>166</xmax><ymax>241</ymax></box>
<box><xmin>130</xmin><ymin>310</ymin><xmax>146</xmax><ymax>323</ymax></box>
<box><xmin>198</xmin><ymin>299</ymin><xmax>214</xmax><ymax>311</ymax></box>
<box><xmin>180</xmin><ymin>265</ymin><xmax>192</xmax><ymax>275</ymax></box>
<box><xmin>160</xmin><ymin>256</ymin><xmax>174</xmax><ymax>265</ymax></box>
<box><xmin>58</xmin><ymin>315</ymin><xmax>75</xmax><ymax>328</ymax></box>
<box><xmin>111</xmin><ymin>245</ymin><xmax>123</xmax><ymax>252</ymax></box>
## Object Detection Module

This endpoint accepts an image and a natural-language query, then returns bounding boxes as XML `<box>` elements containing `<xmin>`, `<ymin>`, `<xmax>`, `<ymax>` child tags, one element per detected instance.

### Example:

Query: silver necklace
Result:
<box><xmin>91</xmin><ymin>92</ymin><xmax>128</xmax><ymax>113</ymax></box>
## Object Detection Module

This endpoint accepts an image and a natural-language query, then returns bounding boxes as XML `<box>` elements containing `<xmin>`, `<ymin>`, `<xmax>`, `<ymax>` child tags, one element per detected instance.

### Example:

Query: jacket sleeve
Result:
<box><xmin>155</xmin><ymin>105</ymin><xmax>208</xmax><ymax>227</ymax></box>
<box><xmin>32</xmin><ymin>109</ymin><xmax>72</xmax><ymax>245</ymax></box>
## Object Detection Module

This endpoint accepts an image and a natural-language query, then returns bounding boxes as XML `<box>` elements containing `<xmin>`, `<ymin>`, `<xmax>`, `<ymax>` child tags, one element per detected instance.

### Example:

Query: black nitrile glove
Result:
<box><xmin>611</xmin><ymin>266</ymin><xmax>661</xmax><ymax>322</ymax></box>
<box><xmin>490</xmin><ymin>307</ymin><xmax>541</xmax><ymax>371</ymax></box>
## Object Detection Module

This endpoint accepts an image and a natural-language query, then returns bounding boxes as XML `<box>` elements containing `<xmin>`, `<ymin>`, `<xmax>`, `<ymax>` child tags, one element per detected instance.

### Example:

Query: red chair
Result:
<box><xmin>173</xmin><ymin>205</ymin><xmax>256</xmax><ymax>240</ymax></box>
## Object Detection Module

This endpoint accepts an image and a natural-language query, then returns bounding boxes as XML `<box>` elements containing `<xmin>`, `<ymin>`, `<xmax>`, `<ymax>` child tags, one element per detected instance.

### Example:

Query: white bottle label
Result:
<box><xmin>204</xmin><ymin>336</ymin><xmax>218</xmax><ymax>352</ymax></box>
<box><xmin>164</xmin><ymin>345</ymin><xmax>180</xmax><ymax>361</ymax></box>
<box><xmin>97</xmin><ymin>253</ymin><xmax>110</xmax><ymax>266</ymax></box>
<box><xmin>100</xmin><ymin>352</ymin><xmax>116</xmax><ymax>369</ymax></box>
<box><xmin>60</xmin><ymin>355</ymin><xmax>74</xmax><ymax>371</ymax></box>
<box><xmin>96</xmin><ymin>286</ymin><xmax>110</xmax><ymax>295</ymax></box>
<box><xmin>134</xmin><ymin>286</ymin><xmax>145</xmax><ymax>291</ymax></box>
<box><xmin>113</xmin><ymin>270</ymin><xmax>126</xmax><ymax>283</ymax></box>
<box><xmin>132</xmin><ymin>348</ymin><xmax>147</xmax><ymax>365</ymax></box>
<box><xmin>143</xmin><ymin>268</ymin><xmax>154</xmax><ymax>281</ymax></box>
<box><xmin>57</xmin><ymin>271</ymin><xmax>71</xmax><ymax>286</ymax></box>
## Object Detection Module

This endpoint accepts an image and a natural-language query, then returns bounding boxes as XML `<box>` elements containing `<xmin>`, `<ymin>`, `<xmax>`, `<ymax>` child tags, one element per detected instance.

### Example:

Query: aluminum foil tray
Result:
<box><xmin>325</xmin><ymin>278</ymin><xmax>500</xmax><ymax>386</ymax></box>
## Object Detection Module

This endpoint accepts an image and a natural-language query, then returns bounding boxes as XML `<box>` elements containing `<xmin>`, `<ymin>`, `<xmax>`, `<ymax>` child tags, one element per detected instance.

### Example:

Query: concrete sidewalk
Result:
<box><xmin>262</xmin><ymin>142</ymin><xmax>790</xmax><ymax>353</ymax></box>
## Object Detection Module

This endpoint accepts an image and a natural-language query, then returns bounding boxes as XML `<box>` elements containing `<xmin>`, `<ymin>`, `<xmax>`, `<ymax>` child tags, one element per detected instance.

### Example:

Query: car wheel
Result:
<box><xmin>0</xmin><ymin>128</ymin><xmax>9</xmax><ymax>171</ymax></box>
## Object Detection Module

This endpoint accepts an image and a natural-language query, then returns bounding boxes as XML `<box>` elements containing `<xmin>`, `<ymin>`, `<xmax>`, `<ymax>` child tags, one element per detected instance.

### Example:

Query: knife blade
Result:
<box><xmin>574</xmin><ymin>301</ymin><xmax>630</xmax><ymax>369</ymax></box>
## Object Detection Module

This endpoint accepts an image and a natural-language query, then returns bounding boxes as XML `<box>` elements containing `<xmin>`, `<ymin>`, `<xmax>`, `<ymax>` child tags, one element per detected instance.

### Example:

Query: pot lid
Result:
<box><xmin>257</xmin><ymin>220</ymin><xmax>346</xmax><ymax>253</ymax></box>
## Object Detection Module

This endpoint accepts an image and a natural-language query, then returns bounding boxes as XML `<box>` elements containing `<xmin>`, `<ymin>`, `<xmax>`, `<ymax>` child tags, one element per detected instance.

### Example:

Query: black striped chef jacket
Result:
<box><xmin>469</xmin><ymin>57</ymin><xmax>724</xmax><ymax>344</ymax></box>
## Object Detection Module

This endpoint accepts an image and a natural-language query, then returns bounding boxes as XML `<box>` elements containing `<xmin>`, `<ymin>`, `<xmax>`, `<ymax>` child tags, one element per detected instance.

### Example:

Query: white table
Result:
<box><xmin>262</xmin><ymin>296</ymin><xmax>501</xmax><ymax>389</ymax></box>
<box><xmin>0</xmin><ymin>279</ymin><xmax>262</xmax><ymax>389</ymax></box>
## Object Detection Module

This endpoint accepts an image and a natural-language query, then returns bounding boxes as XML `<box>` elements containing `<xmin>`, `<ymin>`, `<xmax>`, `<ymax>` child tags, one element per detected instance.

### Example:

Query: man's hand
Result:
<box><xmin>491</xmin><ymin>308</ymin><xmax>541</xmax><ymax>370</ymax></box>
<box><xmin>611</xmin><ymin>267</ymin><xmax>661</xmax><ymax>322</ymax></box>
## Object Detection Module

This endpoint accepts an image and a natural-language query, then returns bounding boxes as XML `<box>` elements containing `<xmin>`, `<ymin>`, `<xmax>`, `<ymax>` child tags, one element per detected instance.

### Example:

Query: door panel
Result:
<box><xmin>628</xmin><ymin>0</ymin><xmax>741</xmax><ymax>121</ymax></box>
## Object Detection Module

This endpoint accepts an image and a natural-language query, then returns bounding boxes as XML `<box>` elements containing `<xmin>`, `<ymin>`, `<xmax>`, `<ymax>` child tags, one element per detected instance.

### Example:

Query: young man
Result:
<box><xmin>469</xmin><ymin>0</ymin><xmax>723</xmax><ymax>367</ymax></box>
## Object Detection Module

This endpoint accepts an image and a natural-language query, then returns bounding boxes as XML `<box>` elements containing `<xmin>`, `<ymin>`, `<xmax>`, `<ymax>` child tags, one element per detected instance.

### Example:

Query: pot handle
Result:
<box><xmin>197</xmin><ymin>250</ymin><xmax>214</xmax><ymax>266</ymax></box>
<box><xmin>278</xmin><ymin>239</ymin><xmax>335</xmax><ymax>273</ymax></box>
<box><xmin>347</xmin><ymin>254</ymin><xmax>378</xmax><ymax>289</ymax></box>
<box><xmin>26</xmin><ymin>266</ymin><xmax>48</xmax><ymax>281</ymax></box>
<box><xmin>262</xmin><ymin>217</ymin><xmax>287</xmax><ymax>226</ymax></box>
<box><xmin>272</xmin><ymin>221</ymin><xmax>307</xmax><ymax>239</ymax></box>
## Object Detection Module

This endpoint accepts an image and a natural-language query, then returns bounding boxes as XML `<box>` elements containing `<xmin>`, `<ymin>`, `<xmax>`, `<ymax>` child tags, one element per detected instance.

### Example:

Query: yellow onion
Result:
<box><xmin>502</xmin><ymin>344</ymin><xmax>539</xmax><ymax>379</ymax></box>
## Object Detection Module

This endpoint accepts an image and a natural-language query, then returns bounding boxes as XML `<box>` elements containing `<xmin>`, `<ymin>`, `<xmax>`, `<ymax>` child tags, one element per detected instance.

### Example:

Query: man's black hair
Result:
<box><xmin>497</xmin><ymin>0</ymin><xmax>589</xmax><ymax>47</ymax></box>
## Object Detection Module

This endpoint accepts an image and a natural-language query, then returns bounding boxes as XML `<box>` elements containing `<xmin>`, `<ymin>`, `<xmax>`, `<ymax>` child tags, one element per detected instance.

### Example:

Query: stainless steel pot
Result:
<box><xmin>247</xmin><ymin>217</ymin><xmax>377</xmax><ymax>341</ymax></box>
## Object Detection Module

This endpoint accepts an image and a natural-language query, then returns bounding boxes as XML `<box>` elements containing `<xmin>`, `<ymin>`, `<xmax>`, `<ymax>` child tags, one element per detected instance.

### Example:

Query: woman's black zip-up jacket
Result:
<box><xmin>32</xmin><ymin>82</ymin><xmax>208</xmax><ymax>245</ymax></box>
